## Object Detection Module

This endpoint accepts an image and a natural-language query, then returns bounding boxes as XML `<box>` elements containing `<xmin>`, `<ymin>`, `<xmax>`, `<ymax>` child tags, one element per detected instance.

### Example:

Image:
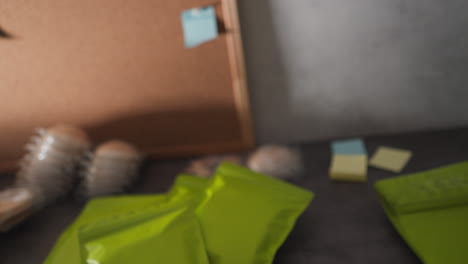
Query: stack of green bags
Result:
<box><xmin>375</xmin><ymin>161</ymin><xmax>468</xmax><ymax>264</ymax></box>
<box><xmin>45</xmin><ymin>163</ymin><xmax>314</xmax><ymax>264</ymax></box>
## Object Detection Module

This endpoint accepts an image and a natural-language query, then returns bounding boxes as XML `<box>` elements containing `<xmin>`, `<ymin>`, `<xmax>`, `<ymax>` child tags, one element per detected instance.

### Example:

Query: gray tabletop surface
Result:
<box><xmin>2</xmin><ymin>127</ymin><xmax>468</xmax><ymax>263</ymax></box>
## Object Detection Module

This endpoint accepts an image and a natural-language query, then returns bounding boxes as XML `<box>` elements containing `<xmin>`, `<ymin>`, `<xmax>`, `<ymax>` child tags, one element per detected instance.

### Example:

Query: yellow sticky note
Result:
<box><xmin>369</xmin><ymin>146</ymin><xmax>412</xmax><ymax>173</ymax></box>
<box><xmin>329</xmin><ymin>155</ymin><xmax>367</xmax><ymax>182</ymax></box>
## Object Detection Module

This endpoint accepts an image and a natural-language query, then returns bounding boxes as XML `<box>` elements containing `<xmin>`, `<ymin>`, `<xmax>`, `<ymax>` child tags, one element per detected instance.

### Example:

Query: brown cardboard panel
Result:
<box><xmin>0</xmin><ymin>0</ymin><xmax>253</xmax><ymax>165</ymax></box>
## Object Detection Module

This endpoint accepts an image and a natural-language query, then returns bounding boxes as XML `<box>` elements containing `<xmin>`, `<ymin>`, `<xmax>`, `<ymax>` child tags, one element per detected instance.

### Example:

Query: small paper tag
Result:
<box><xmin>181</xmin><ymin>6</ymin><xmax>218</xmax><ymax>48</ymax></box>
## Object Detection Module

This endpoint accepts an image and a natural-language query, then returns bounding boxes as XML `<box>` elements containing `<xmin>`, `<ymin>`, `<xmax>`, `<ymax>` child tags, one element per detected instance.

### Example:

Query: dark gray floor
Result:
<box><xmin>1</xmin><ymin>127</ymin><xmax>468</xmax><ymax>263</ymax></box>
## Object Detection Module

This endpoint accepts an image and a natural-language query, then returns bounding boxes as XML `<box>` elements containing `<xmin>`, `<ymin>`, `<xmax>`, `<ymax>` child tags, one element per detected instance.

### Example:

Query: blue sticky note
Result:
<box><xmin>181</xmin><ymin>6</ymin><xmax>218</xmax><ymax>48</ymax></box>
<box><xmin>332</xmin><ymin>138</ymin><xmax>367</xmax><ymax>155</ymax></box>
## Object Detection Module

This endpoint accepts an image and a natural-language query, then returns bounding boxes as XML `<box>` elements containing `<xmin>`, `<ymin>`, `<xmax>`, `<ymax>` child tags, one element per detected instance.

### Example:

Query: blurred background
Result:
<box><xmin>240</xmin><ymin>0</ymin><xmax>468</xmax><ymax>143</ymax></box>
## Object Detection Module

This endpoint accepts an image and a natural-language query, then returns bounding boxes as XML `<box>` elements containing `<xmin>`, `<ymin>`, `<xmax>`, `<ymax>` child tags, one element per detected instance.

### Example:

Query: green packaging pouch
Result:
<box><xmin>168</xmin><ymin>174</ymin><xmax>211</xmax><ymax>201</ymax></box>
<box><xmin>46</xmin><ymin>176</ymin><xmax>211</xmax><ymax>264</ymax></box>
<box><xmin>198</xmin><ymin>163</ymin><xmax>314</xmax><ymax>264</ymax></box>
<box><xmin>45</xmin><ymin>195</ymin><xmax>167</xmax><ymax>264</ymax></box>
<box><xmin>46</xmin><ymin>163</ymin><xmax>313</xmax><ymax>264</ymax></box>
<box><xmin>78</xmin><ymin>200</ymin><xmax>209</xmax><ymax>264</ymax></box>
<box><xmin>375</xmin><ymin>161</ymin><xmax>468</xmax><ymax>264</ymax></box>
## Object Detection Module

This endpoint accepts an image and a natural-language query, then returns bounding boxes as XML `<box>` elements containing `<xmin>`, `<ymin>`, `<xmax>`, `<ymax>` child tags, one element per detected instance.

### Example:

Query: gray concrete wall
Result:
<box><xmin>238</xmin><ymin>0</ymin><xmax>468</xmax><ymax>143</ymax></box>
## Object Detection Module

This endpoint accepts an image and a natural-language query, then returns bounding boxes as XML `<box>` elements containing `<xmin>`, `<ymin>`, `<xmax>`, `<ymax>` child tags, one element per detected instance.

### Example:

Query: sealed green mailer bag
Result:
<box><xmin>198</xmin><ymin>163</ymin><xmax>314</xmax><ymax>264</ymax></box>
<box><xmin>46</xmin><ymin>163</ymin><xmax>313</xmax><ymax>264</ymax></box>
<box><xmin>169</xmin><ymin>174</ymin><xmax>211</xmax><ymax>201</ymax></box>
<box><xmin>45</xmin><ymin>195</ymin><xmax>167</xmax><ymax>264</ymax></box>
<box><xmin>45</xmin><ymin>176</ymin><xmax>210</xmax><ymax>264</ymax></box>
<box><xmin>78</xmin><ymin>200</ymin><xmax>209</xmax><ymax>264</ymax></box>
<box><xmin>375</xmin><ymin>161</ymin><xmax>468</xmax><ymax>264</ymax></box>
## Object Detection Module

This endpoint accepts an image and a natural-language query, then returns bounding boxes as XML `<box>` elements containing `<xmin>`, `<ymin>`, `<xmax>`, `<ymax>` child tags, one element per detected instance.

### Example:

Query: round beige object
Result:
<box><xmin>47</xmin><ymin>124</ymin><xmax>90</xmax><ymax>145</ymax></box>
<box><xmin>247</xmin><ymin>145</ymin><xmax>303</xmax><ymax>180</ymax></box>
<box><xmin>95</xmin><ymin>140</ymin><xmax>141</xmax><ymax>160</ymax></box>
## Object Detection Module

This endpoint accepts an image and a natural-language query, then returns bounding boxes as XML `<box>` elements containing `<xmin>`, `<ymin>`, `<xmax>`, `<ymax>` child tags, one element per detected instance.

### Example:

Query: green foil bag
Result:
<box><xmin>78</xmin><ymin>201</ymin><xmax>209</xmax><ymax>264</ymax></box>
<box><xmin>375</xmin><ymin>161</ymin><xmax>468</xmax><ymax>264</ymax></box>
<box><xmin>45</xmin><ymin>195</ymin><xmax>167</xmax><ymax>264</ymax></box>
<box><xmin>46</xmin><ymin>163</ymin><xmax>313</xmax><ymax>264</ymax></box>
<box><xmin>169</xmin><ymin>174</ymin><xmax>211</xmax><ymax>201</ymax></box>
<box><xmin>45</xmin><ymin>176</ymin><xmax>210</xmax><ymax>264</ymax></box>
<box><xmin>198</xmin><ymin>163</ymin><xmax>314</xmax><ymax>264</ymax></box>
